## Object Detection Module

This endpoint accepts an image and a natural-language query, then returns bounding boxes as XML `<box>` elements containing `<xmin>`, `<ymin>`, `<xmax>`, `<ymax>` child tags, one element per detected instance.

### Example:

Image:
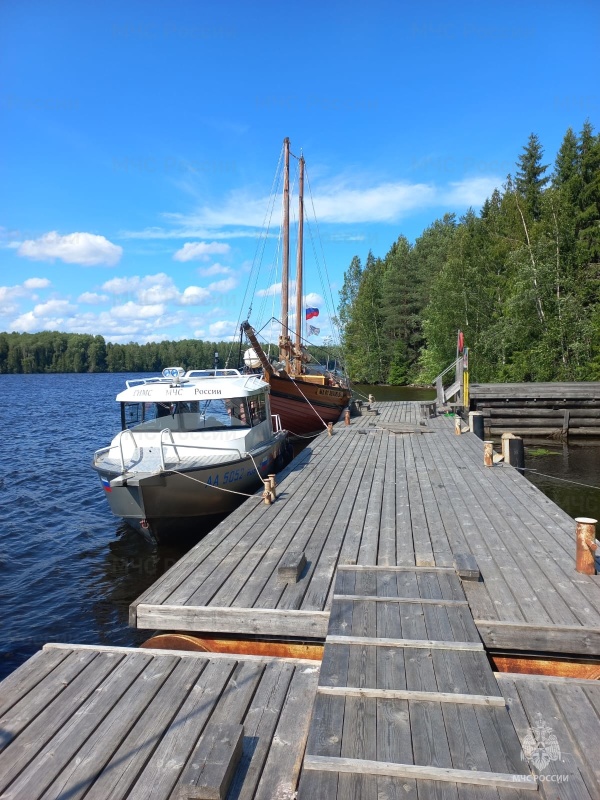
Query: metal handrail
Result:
<box><xmin>432</xmin><ymin>357</ymin><xmax>461</xmax><ymax>385</ymax></box>
<box><xmin>117</xmin><ymin>428</ymin><xmax>138</xmax><ymax>471</ymax></box>
<box><xmin>159</xmin><ymin>428</ymin><xmax>182</xmax><ymax>470</ymax></box>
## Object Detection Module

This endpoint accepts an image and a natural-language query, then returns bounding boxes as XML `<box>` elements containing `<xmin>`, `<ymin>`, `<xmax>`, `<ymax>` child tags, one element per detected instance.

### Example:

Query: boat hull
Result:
<box><xmin>94</xmin><ymin>432</ymin><xmax>289</xmax><ymax>541</ymax></box>
<box><xmin>267</xmin><ymin>373</ymin><xmax>351</xmax><ymax>437</ymax></box>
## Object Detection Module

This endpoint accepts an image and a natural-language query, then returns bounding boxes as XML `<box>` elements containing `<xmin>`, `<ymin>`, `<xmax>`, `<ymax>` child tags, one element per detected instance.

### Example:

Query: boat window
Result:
<box><xmin>121</xmin><ymin>399</ymin><xmax>252</xmax><ymax>432</ymax></box>
<box><xmin>122</xmin><ymin>402</ymin><xmax>170</xmax><ymax>430</ymax></box>
<box><xmin>248</xmin><ymin>393</ymin><xmax>268</xmax><ymax>426</ymax></box>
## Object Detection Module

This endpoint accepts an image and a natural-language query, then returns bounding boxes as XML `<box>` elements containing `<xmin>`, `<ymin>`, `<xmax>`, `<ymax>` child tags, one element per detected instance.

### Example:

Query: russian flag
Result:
<box><xmin>306</xmin><ymin>307</ymin><xmax>319</xmax><ymax>320</ymax></box>
<box><xmin>101</xmin><ymin>476</ymin><xmax>112</xmax><ymax>492</ymax></box>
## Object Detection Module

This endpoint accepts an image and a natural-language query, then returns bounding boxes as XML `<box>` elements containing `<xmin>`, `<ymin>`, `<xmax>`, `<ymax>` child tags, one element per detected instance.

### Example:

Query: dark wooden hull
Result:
<box><xmin>267</xmin><ymin>372</ymin><xmax>351</xmax><ymax>437</ymax></box>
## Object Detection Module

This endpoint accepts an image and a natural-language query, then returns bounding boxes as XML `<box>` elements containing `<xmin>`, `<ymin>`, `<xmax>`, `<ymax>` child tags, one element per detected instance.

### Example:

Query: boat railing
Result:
<box><xmin>271</xmin><ymin>414</ymin><xmax>283</xmax><ymax>432</ymax></box>
<box><xmin>159</xmin><ymin>428</ymin><xmax>182</xmax><ymax>470</ymax></box>
<box><xmin>117</xmin><ymin>428</ymin><xmax>138</xmax><ymax>471</ymax></box>
<box><xmin>158</xmin><ymin>433</ymin><xmax>244</xmax><ymax>469</ymax></box>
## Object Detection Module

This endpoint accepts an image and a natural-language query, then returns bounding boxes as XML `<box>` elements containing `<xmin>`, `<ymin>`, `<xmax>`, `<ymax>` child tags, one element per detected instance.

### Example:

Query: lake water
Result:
<box><xmin>1</xmin><ymin>375</ymin><xmax>599</xmax><ymax>681</ymax></box>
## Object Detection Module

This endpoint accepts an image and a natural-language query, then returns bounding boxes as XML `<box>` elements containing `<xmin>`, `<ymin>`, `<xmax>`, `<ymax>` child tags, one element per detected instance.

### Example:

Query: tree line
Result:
<box><xmin>0</xmin><ymin>332</ymin><xmax>243</xmax><ymax>374</ymax></box>
<box><xmin>0</xmin><ymin>330</ymin><xmax>333</xmax><ymax>375</ymax></box>
<box><xmin>339</xmin><ymin>122</ymin><xmax>600</xmax><ymax>384</ymax></box>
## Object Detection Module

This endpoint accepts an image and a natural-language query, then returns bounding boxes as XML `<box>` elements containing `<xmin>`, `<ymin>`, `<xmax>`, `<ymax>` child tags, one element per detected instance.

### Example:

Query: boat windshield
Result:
<box><xmin>121</xmin><ymin>397</ymin><xmax>262</xmax><ymax>432</ymax></box>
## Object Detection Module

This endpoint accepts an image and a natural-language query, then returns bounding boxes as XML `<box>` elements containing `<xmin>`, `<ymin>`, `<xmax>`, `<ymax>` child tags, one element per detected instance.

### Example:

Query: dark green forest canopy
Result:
<box><xmin>340</xmin><ymin>122</ymin><xmax>600</xmax><ymax>384</ymax></box>
<box><xmin>0</xmin><ymin>330</ymin><xmax>334</xmax><ymax>374</ymax></box>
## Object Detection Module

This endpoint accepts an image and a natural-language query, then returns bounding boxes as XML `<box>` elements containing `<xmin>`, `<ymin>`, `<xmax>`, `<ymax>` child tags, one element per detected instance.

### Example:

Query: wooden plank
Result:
<box><xmin>4</xmin><ymin>652</ymin><xmax>153</xmax><ymax>799</ymax></box>
<box><xmin>177</xmin><ymin>722</ymin><xmax>244</xmax><ymax>800</ymax></box>
<box><xmin>333</xmin><ymin>594</ymin><xmax>469</xmax><ymax>606</ymax></box>
<box><xmin>83</xmin><ymin>657</ymin><xmax>210</xmax><ymax>800</ymax></box>
<box><xmin>453</xmin><ymin>553</ymin><xmax>481</xmax><ymax>581</ymax></box>
<box><xmin>303</xmin><ymin>754</ymin><xmax>538</xmax><ymax>790</ymax></box>
<box><xmin>326</xmin><ymin>635</ymin><xmax>483</xmax><ymax>651</ymax></box>
<box><xmin>277</xmin><ymin>550</ymin><xmax>307</xmax><ymax>583</ymax></box>
<box><xmin>0</xmin><ymin>649</ymin><xmax>99</xmax><ymax>753</ymax></box>
<box><xmin>252</xmin><ymin>662</ymin><xmax>319</xmax><ymax>800</ymax></box>
<box><xmin>0</xmin><ymin>652</ymin><xmax>125</xmax><ymax>795</ymax></box>
<box><xmin>337</xmin><ymin>565</ymin><xmax>456</xmax><ymax>573</ymax></box>
<box><xmin>0</xmin><ymin>648</ymin><xmax>70</xmax><ymax>718</ymax></box>
<box><xmin>317</xmin><ymin>686</ymin><xmax>506</xmax><ymax>706</ymax></box>
<box><xmin>135</xmin><ymin>604</ymin><xmax>329</xmax><ymax>638</ymax></box>
<box><xmin>125</xmin><ymin>659</ymin><xmax>238</xmax><ymax>800</ymax></box>
<box><xmin>475</xmin><ymin>619</ymin><xmax>600</xmax><ymax>655</ymax></box>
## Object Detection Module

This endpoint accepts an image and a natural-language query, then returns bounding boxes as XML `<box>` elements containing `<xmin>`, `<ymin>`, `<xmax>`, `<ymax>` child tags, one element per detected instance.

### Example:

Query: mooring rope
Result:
<box><xmin>286</xmin><ymin>375</ymin><xmax>330</xmax><ymax>430</ymax></box>
<box><xmin>519</xmin><ymin>466</ymin><xmax>600</xmax><ymax>492</ymax></box>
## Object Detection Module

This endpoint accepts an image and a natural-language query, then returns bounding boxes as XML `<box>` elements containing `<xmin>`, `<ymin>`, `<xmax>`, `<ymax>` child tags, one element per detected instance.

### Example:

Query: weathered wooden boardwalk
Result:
<box><xmin>299</xmin><ymin>564</ymin><xmax>535</xmax><ymax>798</ymax></box>
<box><xmin>131</xmin><ymin>401</ymin><xmax>600</xmax><ymax>657</ymax></box>
<box><xmin>0</xmin><ymin>643</ymin><xmax>318</xmax><ymax>800</ymax></box>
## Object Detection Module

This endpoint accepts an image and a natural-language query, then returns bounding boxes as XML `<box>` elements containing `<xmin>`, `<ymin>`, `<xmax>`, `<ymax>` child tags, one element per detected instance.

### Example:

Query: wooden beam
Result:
<box><xmin>177</xmin><ymin>723</ymin><xmax>244</xmax><ymax>799</ymax></box>
<box><xmin>475</xmin><ymin>619</ymin><xmax>600</xmax><ymax>655</ymax></box>
<box><xmin>317</xmin><ymin>686</ymin><xmax>506</xmax><ymax>706</ymax></box>
<box><xmin>453</xmin><ymin>553</ymin><xmax>481</xmax><ymax>581</ymax></box>
<box><xmin>277</xmin><ymin>551</ymin><xmax>307</xmax><ymax>583</ymax></box>
<box><xmin>333</xmin><ymin>594</ymin><xmax>469</xmax><ymax>606</ymax></box>
<box><xmin>326</xmin><ymin>635</ymin><xmax>483</xmax><ymax>651</ymax></box>
<box><xmin>135</xmin><ymin>604</ymin><xmax>330</xmax><ymax>638</ymax></box>
<box><xmin>336</xmin><ymin>565</ymin><xmax>456</xmax><ymax>573</ymax></box>
<box><xmin>303</xmin><ymin>755</ymin><xmax>537</xmax><ymax>790</ymax></box>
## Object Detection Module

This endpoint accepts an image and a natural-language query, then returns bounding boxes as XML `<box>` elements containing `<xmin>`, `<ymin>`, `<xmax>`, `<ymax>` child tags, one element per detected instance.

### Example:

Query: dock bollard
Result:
<box><xmin>368</xmin><ymin>394</ymin><xmax>375</xmax><ymax>404</ymax></box>
<box><xmin>483</xmin><ymin>441</ymin><xmax>494</xmax><ymax>467</ymax></box>
<box><xmin>501</xmin><ymin>433</ymin><xmax>525</xmax><ymax>471</ymax></box>
<box><xmin>469</xmin><ymin>411</ymin><xmax>485</xmax><ymax>440</ymax></box>
<box><xmin>327</xmin><ymin>422</ymin><xmax>333</xmax><ymax>436</ymax></box>
<box><xmin>344</xmin><ymin>408</ymin><xmax>351</xmax><ymax>426</ymax></box>
<box><xmin>268</xmin><ymin>474</ymin><xmax>277</xmax><ymax>491</ymax></box>
<box><xmin>454</xmin><ymin>416</ymin><xmax>462</xmax><ymax>435</ymax></box>
<box><xmin>575</xmin><ymin>517</ymin><xmax>597</xmax><ymax>574</ymax></box>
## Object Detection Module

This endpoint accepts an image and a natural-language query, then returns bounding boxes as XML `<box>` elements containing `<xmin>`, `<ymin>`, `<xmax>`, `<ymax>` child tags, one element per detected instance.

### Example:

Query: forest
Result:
<box><xmin>339</xmin><ymin>122</ymin><xmax>600</xmax><ymax>384</ymax></box>
<box><xmin>0</xmin><ymin>330</ymin><xmax>334</xmax><ymax>375</ymax></box>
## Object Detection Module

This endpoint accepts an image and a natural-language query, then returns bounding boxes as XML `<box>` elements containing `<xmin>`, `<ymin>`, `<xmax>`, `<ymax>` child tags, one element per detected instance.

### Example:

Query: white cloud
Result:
<box><xmin>18</xmin><ymin>231</ymin><xmax>122</xmax><ymax>266</ymax></box>
<box><xmin>305</xmin><ymin>292</ymin><xmax>324</xmax><ymax>307</ymax></box>
<box><xmin>180</xmin><ymin>286</ymin><xmax>211</xmax><ymax>305</ymax></box>
<box><xmin>23</xmin><ymin>277</ymin><xmax>51</xmax><ymax>289</ymax></box>
<box><xmin>110</xmin><ymin>301</ymin><xmax>165</xmax><ymax>320</ymax></box>
<box><xmin>101</xmin><ymin>273</ymin><xmax>178</xmax><ymax>305</ymax></box>
<box><xmin>207</xmin><ymin>277</ymin><xmax>237</xmax><ymax>293</ymax></box>
<box><xmin>173</xmin><ymin>241</ymin><xmax>231</xmax><ymax>262</ymax></box>
<box><xmin>11</xmin><ymin>299</ymin><xmax>78</xmax><ymax>332</ymax></box>
<box><xmin>197</xmin><ymin>262</ymin><xmax>232</xmax><ymax>277</ymax></box>
<box><xmin>441</xmin><ymin>177</ymin><xmax>501</xmax><ymax>207</ymax></box>
<box><xmin>209</xmin><ymin>320</ymin><xmax>236</xmax><ymax>337</ymax></box>
<box><xmin>78</xmin><ymin>292</ymin><xmax>109</xmax><ymax>304</ymax></box>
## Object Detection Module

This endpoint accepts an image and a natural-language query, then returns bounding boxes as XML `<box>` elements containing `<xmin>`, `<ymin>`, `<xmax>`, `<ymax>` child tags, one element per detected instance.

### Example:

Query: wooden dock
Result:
<box><xmin>0</xmin><ymin>643</ymin><xmax>318</xmax><ymax>800</ymax></box>
<box><xmin>130</xmin><ymin>401</ymin><xmax>600</xmax><ymax>658</ymax></box>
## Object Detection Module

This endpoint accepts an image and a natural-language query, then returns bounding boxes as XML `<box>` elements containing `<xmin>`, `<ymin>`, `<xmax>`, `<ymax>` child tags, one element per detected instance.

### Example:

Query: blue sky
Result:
<box><xmin>1</xmin><ymin>0</ymin><xmax>598</xmax><ymax>345</ymax></box>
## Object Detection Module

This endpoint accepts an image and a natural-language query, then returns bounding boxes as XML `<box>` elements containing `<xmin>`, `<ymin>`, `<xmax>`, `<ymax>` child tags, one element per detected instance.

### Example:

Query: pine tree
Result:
<box><xmin>515</xmin><ymin>133</ymin><xmax>550</xmax><ymax>221</ymax></box>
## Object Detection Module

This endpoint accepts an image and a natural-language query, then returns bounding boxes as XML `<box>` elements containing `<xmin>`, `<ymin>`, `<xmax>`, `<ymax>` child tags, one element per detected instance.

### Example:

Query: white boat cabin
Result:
<box><xmin>117</xmin><ymin>368</ymin><xmax>275</xmax><ymax>434</ymax></box>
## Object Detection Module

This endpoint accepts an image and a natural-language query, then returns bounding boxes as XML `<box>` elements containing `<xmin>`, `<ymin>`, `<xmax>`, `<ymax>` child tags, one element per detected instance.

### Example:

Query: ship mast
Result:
<box><xmin>293</xmin><ymin>153</ymin><xmax>305</xmax><ymax>376</ymax></box>
<box><xmin>279</xmin><ymin>137</ymin><xmax>291</xmax><ymax>371</ymax></box>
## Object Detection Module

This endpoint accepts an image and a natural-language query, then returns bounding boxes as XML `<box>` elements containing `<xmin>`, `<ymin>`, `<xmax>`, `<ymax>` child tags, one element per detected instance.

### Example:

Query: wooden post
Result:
<box><xmin>501</xmin><ymin>432</ymin><xmax>515</xmax><ymax>463</ymax></box>
<box><xmin>483</xmin><ymin>441</ymin><xmax>494</xmax><ymax>467</ymax></box>
<box><xmin>454</xmin><ymin>416</ymin><xmax>462</xmax><ymax>435</ymax></box>
<box><xmin>575</xmin><ymin>517</ymin><xmax>597</xmax><ymax>574</ymax></box>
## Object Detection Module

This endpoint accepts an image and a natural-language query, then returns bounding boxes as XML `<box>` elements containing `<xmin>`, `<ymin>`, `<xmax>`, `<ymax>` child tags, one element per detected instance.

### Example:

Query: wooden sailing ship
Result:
<box><xmin>242</xmin><ymin>137</ymin><xmax>352</xmax><ymax>437</ymax></box>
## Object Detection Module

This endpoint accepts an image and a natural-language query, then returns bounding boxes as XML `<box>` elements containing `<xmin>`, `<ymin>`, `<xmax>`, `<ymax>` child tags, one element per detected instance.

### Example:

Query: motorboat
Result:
<box><xmin>92</xmin><ymin>367</ymin><xmax>290</xmax><ymax>540</ymax></box>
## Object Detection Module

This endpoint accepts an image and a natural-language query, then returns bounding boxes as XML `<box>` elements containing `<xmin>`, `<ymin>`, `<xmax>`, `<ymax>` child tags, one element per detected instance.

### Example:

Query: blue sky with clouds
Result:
<box><xmin>1</xmin><ymin>0</ymin><xmax>598</xmax><ymax>344</ymax></box>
